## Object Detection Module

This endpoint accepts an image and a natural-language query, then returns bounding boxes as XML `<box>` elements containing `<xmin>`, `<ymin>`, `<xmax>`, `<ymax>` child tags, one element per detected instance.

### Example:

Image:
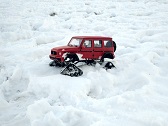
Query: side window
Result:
<box><xmin>94</xmin><ymin>40</ymin><xmax>102</xmax><ymax>48</ymax></box>
<box><xmin>104</xmin><ymin>40</ymin><xmax>112</xmax><ymax>47</ymax></box>
<box><xmin>83</xmin><ymin>40</ymin><xmax>92</xmax><ymax>48</ymax></box>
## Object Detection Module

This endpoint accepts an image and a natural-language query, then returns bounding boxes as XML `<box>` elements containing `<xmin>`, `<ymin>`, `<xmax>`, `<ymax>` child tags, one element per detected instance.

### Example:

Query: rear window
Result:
<box><xmin>104</xmin><ymin>40</ymin><xmax>112</xmax><ymax>47</ymax></box>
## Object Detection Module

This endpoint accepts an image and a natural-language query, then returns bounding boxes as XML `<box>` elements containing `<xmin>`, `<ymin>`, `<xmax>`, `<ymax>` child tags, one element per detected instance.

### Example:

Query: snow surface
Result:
<box><xmin>0</xmin><ymin>0</ymin><xmax>168</xmax><ymax>126</ymax></box>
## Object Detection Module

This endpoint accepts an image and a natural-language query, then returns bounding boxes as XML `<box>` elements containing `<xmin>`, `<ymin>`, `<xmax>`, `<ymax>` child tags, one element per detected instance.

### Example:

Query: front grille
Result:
<box><xmin>51</xmin><ymin>51</ymin><xmax>57</xmax><ymax>55</ymax></box>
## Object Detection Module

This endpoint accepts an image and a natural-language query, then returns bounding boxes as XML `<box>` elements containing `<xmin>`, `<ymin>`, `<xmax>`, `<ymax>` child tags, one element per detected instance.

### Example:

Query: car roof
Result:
<box><xmin>72</xmin><ymin>36</ymin><xmax>112</xmax><ymax>39</ymax></box>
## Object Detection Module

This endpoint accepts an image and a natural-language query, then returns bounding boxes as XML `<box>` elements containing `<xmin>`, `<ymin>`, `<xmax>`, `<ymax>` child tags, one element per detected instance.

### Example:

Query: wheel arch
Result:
<box><xmin>101</xmin><ymin>52</ymin><xmax>114</xmax><ymax>62</ymax></box>
<box><xmin>65</xmin><ymin>53</ymin><xmax>79</xmax><ymax>62</ymax></box>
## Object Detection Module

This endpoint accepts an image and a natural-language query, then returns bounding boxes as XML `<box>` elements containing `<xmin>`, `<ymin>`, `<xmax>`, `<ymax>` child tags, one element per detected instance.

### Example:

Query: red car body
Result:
<box><xmin>49</xmin><ymin>36</ymin><xmax>116</xmax><ymax>62</ymax></box>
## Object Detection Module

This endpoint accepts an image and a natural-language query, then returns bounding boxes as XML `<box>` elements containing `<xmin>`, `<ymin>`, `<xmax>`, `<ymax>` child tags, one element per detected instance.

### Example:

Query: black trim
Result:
<box><xmin>80</xmin><ymin>51</ymin><xmax>92</xmax><ymax>52</ymax></box>
<box><xmin>93</xmin><ymin>51</ymin><xmax>102</xmax><ymax>52</ymax></box>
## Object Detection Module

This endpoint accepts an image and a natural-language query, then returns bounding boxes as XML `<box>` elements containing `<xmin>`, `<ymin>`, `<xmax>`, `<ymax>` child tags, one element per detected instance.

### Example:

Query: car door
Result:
<box><xmin>80</xmin><ymin>40</ymin><xmax>93</xmax><ymax>59</ymax></box>
<box><xmin>93</xmin><ymin>40</ymin><xmax>103</xmax><ymax>59</ymax></box>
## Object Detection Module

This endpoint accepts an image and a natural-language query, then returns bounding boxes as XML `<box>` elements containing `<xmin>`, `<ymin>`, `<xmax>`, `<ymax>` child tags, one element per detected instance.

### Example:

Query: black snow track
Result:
<box><xmin>60</xmin><ymin>63</ymin><xmax>83</xmax><ymax>77</ymax></box>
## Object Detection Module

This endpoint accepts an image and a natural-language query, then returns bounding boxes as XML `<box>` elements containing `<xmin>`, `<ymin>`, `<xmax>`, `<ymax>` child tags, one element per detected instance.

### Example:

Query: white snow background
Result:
<box><xmin>0</xmin><ymin>0</ymin><xmax>168</xmax><ymax>126</ymax></box>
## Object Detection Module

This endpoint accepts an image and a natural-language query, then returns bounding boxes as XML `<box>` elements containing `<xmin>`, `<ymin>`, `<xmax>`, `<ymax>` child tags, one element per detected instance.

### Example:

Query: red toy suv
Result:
<box><xmin>49</xmin><ymin>36</ymin><xmax>116</xmax><ymax>76</ymax></box>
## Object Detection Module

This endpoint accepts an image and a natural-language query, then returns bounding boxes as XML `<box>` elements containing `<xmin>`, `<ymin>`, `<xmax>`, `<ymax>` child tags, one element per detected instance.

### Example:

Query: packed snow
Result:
<box><xmin>0</xmin><ymin>0</ymin><xmax>168</xmax><ymax>126</ymax></box>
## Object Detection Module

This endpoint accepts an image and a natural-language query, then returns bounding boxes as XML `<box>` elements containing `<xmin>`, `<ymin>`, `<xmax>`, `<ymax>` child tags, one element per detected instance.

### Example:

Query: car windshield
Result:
<box><xmin>68</xmin><ymin>38</ymin><xmax>82</xmax><ymax>47</ymax></box>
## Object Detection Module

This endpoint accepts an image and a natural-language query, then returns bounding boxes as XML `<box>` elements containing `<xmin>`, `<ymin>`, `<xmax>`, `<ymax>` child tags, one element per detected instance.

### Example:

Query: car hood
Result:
<box><xmin>52</xmin><ymin>46</ymin><xmax>79</xmax><ymax>52</ymax></box>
